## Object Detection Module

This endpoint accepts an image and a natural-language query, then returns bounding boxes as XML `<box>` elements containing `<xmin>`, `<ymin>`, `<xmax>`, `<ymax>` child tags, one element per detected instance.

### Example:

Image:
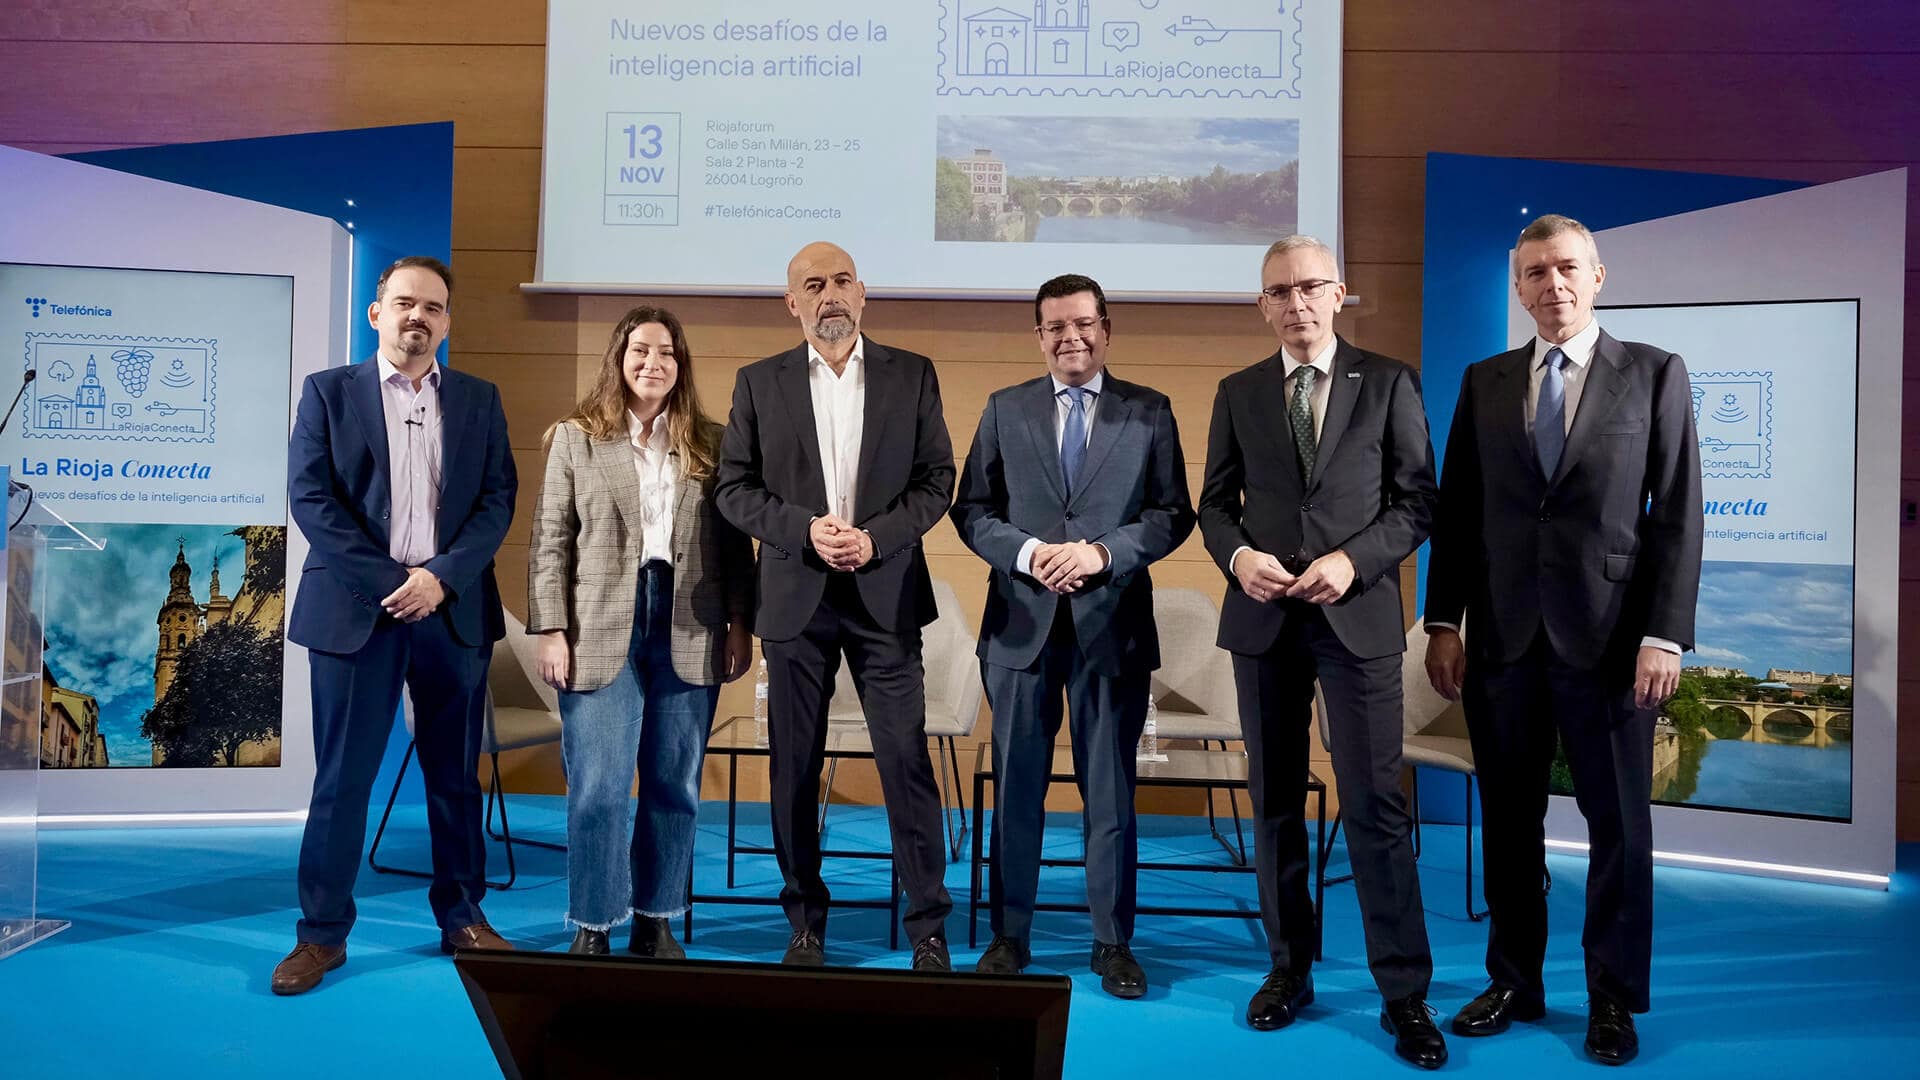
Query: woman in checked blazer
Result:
<box><xmin>528</xmin><ymin>305</ymin><xmax>753</xmax><ymax>957</ymax></box>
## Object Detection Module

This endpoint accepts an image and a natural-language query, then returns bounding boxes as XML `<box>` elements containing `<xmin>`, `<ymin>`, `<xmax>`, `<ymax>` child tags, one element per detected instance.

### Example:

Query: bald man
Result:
<box><xmin>716</xmin><ymin>242</ymin><xmax>957</xmax><ymax>971</ymax></box>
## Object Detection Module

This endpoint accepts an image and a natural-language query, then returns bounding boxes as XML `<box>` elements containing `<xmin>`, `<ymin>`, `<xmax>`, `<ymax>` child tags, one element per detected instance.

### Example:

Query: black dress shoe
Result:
<box><xmin>1451</xmin><ymin>984</ymin><xmax>1546</xmax><ymax>1037</ymax></box>
<box><xmin>1090</xmin><ymin>942</ymin><xmax>1147</xmax><ymax>999</ymax></box>
<box><xmin>911</xmin><ymin>936</ymin><xmax>952</xmax><ymax>972</ymax></box>
<box><xmin>782</xmin><ymin>928</ymin><xmax>826</xmax><ymax>967</ymax></box>
<box><xmin>1585</xmin><ymin>995</ymin><xmax>1639</xmax><ymax>1066</ymax></box>
<box><xmin>627</xmin><ymin>916</ymin><xmax>685</xmax><ymax>959</ymax></box>
<box><xmin>1381</xmin><ymin>995</ymin><xmax>1449</xmax><ymax>1070</ymax></box>
<box><xmin>568</xmin><ymin>928</ymin><xmax>610</xmax><ymax>955</ymax></box>
<box><xmin>1245</xmin><ymin>968</ymin><xmax>1314</xmax><ymax>1030</ymax></box>
<box><xmin>975</xmin><ymin>935</ymin><xmax>1031</xmax><ymax>974</ymax></box>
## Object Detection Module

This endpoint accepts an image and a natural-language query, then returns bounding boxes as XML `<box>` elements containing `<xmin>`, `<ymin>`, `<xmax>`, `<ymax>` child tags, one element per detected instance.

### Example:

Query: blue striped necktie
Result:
<box><xmin>1060</xmin><ymin>386</ymin><xmax>1088</xmax><ymax>496</ymax></box>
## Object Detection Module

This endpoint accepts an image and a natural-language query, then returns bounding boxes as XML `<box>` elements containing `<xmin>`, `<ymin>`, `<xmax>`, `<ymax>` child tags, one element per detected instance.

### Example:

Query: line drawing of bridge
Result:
<box><xmin>1697</xmin><ymin>698</ymin><xmax>1851</xmax><ymax>734</ymax></box>
<box><xmin>1033</xmin><ymin>191</ymin><xmax>1146</xmax><ymax>217</ymax></box>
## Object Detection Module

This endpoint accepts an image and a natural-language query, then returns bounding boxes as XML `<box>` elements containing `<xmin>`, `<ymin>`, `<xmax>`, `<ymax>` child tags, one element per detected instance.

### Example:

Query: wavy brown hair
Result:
<box><xmin>543</xmin><ymin>305</ymin><xmax>719</xmax><ymax>479</ymax></box>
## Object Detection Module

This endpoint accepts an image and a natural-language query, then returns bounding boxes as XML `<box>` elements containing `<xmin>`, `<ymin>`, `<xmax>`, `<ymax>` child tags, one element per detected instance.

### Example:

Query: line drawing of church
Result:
<box><xmin>960</xmin><ymin>1</ymin><xmax>1092</xmax><ymax>77</ymax></box>
<box><xmin>33</xmin><ymin>354</ymin><xmax>108</xmax><ymax>430</ymax></box>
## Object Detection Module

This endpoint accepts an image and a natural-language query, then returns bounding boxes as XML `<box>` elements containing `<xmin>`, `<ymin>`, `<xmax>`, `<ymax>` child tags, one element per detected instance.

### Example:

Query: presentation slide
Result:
<box><xmin>1576</xmin><ymin>300</ymin><xmax>1858</xmax><ymax>822</ymax></box>
<box><xmin>0</xmin><ymin>262</ymin><xmax>292</xmax><ymax>771</ymax></box>
<box><xmin>537</xmin><ymin>0</ymin><xmax>1344</xmax><ymax>297</ymax></box>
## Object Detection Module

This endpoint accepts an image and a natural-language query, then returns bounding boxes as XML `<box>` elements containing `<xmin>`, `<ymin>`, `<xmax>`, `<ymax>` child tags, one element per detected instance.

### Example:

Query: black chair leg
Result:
<box><xmin>936</xmin><ymin>736</ymin><xmax>969</xmax><ymax>863</ymax></box>
<box><xmin>487</xmin><ymin>757</ymin><xmax>518</xmax><ymax>891</ymax></box>
<box><xmin>368</xmin><ymin>742</ymin><xmax>526</xmax><ymax>891</ymax></box>
<box><xmin>486</xmin><ymin>750</ymin><xmax>564</xmax><ymax>852</ymax></box>
<box><xmin>1466</xmin><ymin>772</ymin><xmax>1485</xmax><ymax>921</ymax></box>
<box><xmin>1410</xmin><ymin>768</ymin><xmax>1423</xmax><ymax>860</ymax></box>
<box><xmin>366</xmin><ymin>741</ymin><xmax>418</xmax><ymax>877</ymax></box>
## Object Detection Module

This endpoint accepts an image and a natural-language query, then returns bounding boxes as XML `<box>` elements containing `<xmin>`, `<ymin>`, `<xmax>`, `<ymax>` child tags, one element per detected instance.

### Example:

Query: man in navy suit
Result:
<box><xmin>1426</xmin><ymin>215</ymin><xmax>1702</xmax><ymax>1065</ymax></box>
<box><xmin>951</xmin><ymin>273</ymin><xmax>1194</xmax><ymax>997</ymax></box>
<box><xmin>272</xmin><ymin>256</ymin><xmax>518</xmax><ymax>995</ymax></box>
<box><xmin>1199</xmin><ymin>236</ymin><xmax>1446</xmax><ymax>1068</ymax></box>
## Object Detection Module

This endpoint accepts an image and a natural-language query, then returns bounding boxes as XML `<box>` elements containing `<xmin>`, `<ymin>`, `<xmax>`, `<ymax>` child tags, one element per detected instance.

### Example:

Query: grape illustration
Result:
<box><xmin>112</xmin><ymin>348</ymin><xmax>155</xmax><ymax>397</ymax></box>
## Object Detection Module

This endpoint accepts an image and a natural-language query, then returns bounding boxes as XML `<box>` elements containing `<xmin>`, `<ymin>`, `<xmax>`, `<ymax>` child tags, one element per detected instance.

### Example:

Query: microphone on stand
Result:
<box><xmin>0</xmin><ymin>368</ymin><xmax>37</xmax><ymax>437</ymax></box>
<box><xmin>3</xmin><ymin>369</ymin><xmax>37</xmax><ymax>513</ymax></box>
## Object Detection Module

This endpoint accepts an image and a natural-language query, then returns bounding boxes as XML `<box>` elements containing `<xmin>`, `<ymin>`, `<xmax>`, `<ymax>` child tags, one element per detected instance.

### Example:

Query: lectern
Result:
<box><xmin>0</xmin><ymin>468</ymin><xmax>104</xmax><ymax>959</ymax></box>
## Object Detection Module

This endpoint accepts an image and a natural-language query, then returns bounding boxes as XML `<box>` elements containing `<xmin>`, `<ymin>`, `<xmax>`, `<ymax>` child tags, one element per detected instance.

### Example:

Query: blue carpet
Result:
<box><xmin>2</xmin><ymin>798</ymin><xmax>1914</xmax><ymax>1077</ymax></box>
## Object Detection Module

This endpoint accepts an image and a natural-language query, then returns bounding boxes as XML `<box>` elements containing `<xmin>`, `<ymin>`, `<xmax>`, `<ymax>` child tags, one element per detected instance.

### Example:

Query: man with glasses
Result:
<box><xmin>952</xmin><ymin>273</ymin><xmax>1193</xmax><ymax>997</ymax></box>
<box><xmin>1198</xmin><ymin>236</ymin><xmax>1445</xmax><ymax>1067</ymax></box>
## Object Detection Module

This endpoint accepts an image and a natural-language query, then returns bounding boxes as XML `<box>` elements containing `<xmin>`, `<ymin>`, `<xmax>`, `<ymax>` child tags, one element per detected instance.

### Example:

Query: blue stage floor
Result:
<box><xmin>3</xmin><ymin>798</ymin><xmax>1914</xmax><ymax>1077</ymax></box>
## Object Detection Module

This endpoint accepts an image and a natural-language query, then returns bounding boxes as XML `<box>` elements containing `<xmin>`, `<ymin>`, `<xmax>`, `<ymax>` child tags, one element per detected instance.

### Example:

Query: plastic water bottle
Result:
<box><xmin>1137</xmin><ymin>692</ymin><xmax>1159</xmax><ymax>761</ymax></box>
<box><xmin>753</xmin><ymin>657</ymin><xmax>770</xmax><ymax>747</ymax></box>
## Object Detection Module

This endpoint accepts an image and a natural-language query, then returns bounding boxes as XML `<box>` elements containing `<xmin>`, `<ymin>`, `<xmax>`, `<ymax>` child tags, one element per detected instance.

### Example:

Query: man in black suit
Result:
<box><xmin>1199</xmin><ymin>236</ymin><xmax>1446</xmax><ymax>1069</ymax></box>
<box><xmin>951</xmin><ymin>274</ymin><xmax>1194</xmax><ymax>997</ymax></box>
<box><xmin>1425</xmin><ymin>214</ymin><xmax>1702</xmax><ymax>1066</ymax></box>
<box><xmin>716</xmin><ymin>241</ymin><xmax>956</xmax><ymax>971</ymax></box>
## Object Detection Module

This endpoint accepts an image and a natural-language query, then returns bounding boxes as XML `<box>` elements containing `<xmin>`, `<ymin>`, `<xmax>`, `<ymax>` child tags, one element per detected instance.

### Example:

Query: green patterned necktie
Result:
<box><xmin>1289</xmin><ymin>365</ymin><xmax>1319</xmax><ymax>484</ymax></box>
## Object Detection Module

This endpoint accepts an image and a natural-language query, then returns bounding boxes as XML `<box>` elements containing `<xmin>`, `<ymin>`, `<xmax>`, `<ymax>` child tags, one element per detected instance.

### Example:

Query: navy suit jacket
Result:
<box><xmin>287</xmin><ymin>359</ymin><xmax>517</xmax><ymax>655</ymax></box>
<box><xmin>1425</xmin><ymin>329</ymin><xmax>1703</xmax><ymax>664</ymax></box>
<box><xmin>715</xmin><ymin>339</ymin><xmax>954</xmax><ymax>642</ymax></box>
<box><xmin>952</xmin><ymin>372</ymin><xmax>1195</xmax><ymax>677</ymax></box>
<box><xmin>1199</xmin><ymin>338</ymin><xmax>1438</xmax><ymax>661</ymax></box>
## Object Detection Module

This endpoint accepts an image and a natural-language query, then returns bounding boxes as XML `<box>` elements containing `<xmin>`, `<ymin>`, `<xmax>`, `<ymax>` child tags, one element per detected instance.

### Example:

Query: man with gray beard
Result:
<box><xmin>716</xmin><ymin>242</ymin><xmax>957</xmax><ymax>970</ymax></box>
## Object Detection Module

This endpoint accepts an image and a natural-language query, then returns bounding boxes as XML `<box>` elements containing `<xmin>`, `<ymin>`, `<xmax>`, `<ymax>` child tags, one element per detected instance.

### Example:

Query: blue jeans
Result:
<box><xmin>560</xmin><ymin>562</ymin><xmax>719</xmax><ymax>928</ymax></box>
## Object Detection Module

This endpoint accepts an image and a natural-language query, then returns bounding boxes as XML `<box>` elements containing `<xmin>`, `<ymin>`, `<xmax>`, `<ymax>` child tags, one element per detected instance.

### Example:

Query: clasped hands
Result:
<box><xmin>381</xmin><ymin>566</ymin><xmax>445</xmax><ymax>623</ymax></box>
<box><xmin>810</xmin><ymin>514</ymin><xmax>874</xmax><ymax>572</ymax></box>
<box><xmin>1030</xmin><ymin>541</ymin><xmax>1106</xmax><ymax>594</ymax></box>
<box><xmin>1234</xmin><ymin>548</ymin><xmax>1355</xmax><ymax>606</ymax></box>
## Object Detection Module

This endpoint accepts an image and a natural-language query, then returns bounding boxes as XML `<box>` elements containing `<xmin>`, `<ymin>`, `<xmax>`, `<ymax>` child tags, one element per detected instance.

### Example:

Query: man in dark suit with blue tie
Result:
<box><xmin>1426</xmin><ymin>215</ymin><xmax>1702</xmax><ymax>1065</ymax></box>
<box><xmin>951</xmin><ymin>274</ymin><xmax>1194</xmax><ymax>997</ymax></box>
<box><xmin>1199</xmin><ymin>236</ymin><xmax>1447</xmax><ymax>1068</ymax></box>
<box><xmin>272</xmin><ymin>256</ymin><xmax>518</xmax><ymax>995</ymax></box>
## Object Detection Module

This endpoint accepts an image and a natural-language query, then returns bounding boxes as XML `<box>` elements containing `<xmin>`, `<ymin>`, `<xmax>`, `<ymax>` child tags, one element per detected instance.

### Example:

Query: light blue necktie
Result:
<box><xmin>1060</xmin><ymin>386</ymin><xmax>1088</xmax><ymax>496</ymax></box>
<box><xmin>1534</xmin><ymin>346</ymin><xmax>1568</xmax><ymax>478</ymax></box>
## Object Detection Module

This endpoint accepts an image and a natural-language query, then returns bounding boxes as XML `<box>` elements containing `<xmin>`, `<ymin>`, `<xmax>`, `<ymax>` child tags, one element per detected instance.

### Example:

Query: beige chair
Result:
<box><xmin>369</xmin><ymin>609</ymin><xmax>566</xmax><ymax>890</ymax></box>
<box><xmin>1147</xmin><ymin>587</ymin><xmax>1248</xmax><ymax>865</ymax></box>
<box><xmin>1313</xmin><ymin>618</ymin><xmax>1483</xmax><ymax>919</ymax></box>
<box><xmin>820</xmin><ymin>578</ymin><xmax>985</xmax><ymax>861</ymax></box>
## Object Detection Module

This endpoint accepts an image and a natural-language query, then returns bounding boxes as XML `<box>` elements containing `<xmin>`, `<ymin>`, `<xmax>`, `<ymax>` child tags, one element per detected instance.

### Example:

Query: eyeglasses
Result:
<box><xmin>1036</xmin><ymin>317</ymin><xmax>1104</xmax><ymax>340</ymax></box>
<box><xmin>1261</xmin><ymin>280</ymin><xmax>1336</xmax><ymax>302</ymax></box>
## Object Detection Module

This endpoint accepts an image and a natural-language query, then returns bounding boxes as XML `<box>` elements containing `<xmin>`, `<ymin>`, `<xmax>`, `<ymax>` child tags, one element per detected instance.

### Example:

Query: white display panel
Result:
<box><xmin>535</xmin><ymin>0</ymin><xmax>1346</xmax><ymax>298</ymax></box>
<box><xmin>1596</xmin><ymin>300</ymin><xmax>1856</xmax><ymax>824</ymax></box>
<box><xmin>0</xmin><ymin>145</ymin><xmax>348</xmax><ymax>819</ymax></box>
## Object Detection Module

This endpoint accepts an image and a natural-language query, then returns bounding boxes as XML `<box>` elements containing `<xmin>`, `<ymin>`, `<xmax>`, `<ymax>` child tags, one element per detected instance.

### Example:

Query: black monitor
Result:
<box><xmin>454</xmin><ymin>951</ymin><xmax>1073</xmax><ymax>1080</ymax></box>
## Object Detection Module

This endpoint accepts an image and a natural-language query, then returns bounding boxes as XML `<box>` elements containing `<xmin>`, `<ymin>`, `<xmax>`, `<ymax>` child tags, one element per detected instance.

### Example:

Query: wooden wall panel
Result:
<box><xmin>4</xmin><ymin>0</ymin><xmax>1913</xmax><ymax>833</ymax></box>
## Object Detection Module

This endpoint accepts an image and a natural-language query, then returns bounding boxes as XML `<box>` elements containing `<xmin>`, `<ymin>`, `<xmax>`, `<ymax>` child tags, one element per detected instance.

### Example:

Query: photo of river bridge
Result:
<box><xmin>933</xmin><ymin>115</ymin><xmax>1300</xmax><ymax>245</ymax></box>
<box><xmin>1550</xmin><ymin>560</ymin><xmax>1853</xmax><ymax>820</ymax></box>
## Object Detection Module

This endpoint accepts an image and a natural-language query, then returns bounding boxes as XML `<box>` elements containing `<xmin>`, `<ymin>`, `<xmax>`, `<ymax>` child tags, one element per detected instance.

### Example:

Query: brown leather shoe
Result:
<box><xmin>441</xmin><ymin>921</ymin><xmax>514</xmax><ymax>954</ymax></box>
<box><xmin>271</xmin><ymin>943</ymin><xmax>345</xmax><ymax>996</ymax></box>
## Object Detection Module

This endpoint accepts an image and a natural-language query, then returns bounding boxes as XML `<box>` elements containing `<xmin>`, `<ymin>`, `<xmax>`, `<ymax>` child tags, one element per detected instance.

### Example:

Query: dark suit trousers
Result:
<box><xmin>296</xmin><ymin>614</ymin><xmax>490</xmax><ymax>945</ymax></box>
<box><xmin>983</xmin><ymin>600</ymin><xmax>1150</xmax><ymax>946</ymax></box>
<box><xmin>1465</xmin><ymin>631</ymin><xmax>1655</xmax><ymax>1012</ymax></box>
<box><xmin>762</xmin><ymin>575</ymin><xmax>952</xmax><ymax>946</ymax></box>
<box><xmin>1234</xmin><ymin>606</ymin><xmax>1432</xmax><ymax>1001</ymax></box>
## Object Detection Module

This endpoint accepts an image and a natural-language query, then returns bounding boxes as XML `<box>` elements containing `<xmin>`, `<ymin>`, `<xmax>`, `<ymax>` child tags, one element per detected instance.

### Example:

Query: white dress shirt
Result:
<box><xmin>376</xmin><ymin>354</ymin><xmax>441</xmax><ymax>567</ymax></box>
<box><xmin>1015</xmin><ymin>371</ymin><xmax>1105</xmax><ymax>577</ymax></box>
<box><xmin>1427</xmin><ymin>318</ymin><xmax>1679</xmax><ymax>655</ymax></box>
<box><xmin>1228</xmin><ymin>339</ymin><xmax>1336</xmax><ymax>576</ymax></box>
<box><xmin>628</xmin><ymin>408</ymin><xmax>678</xmax><ymax>564</ymax></box>
<box><xmin>808</xmin><ymin>335</ymin><xmax>866</xmax><ymax>523</ymax></box>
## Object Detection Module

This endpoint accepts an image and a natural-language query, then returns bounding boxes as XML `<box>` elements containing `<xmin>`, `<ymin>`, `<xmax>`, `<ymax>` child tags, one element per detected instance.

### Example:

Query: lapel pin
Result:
<box><xmin>1346</xmin><ymin>372</ymin><xmax>1361</xmax><ymax>378</ymax></box>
